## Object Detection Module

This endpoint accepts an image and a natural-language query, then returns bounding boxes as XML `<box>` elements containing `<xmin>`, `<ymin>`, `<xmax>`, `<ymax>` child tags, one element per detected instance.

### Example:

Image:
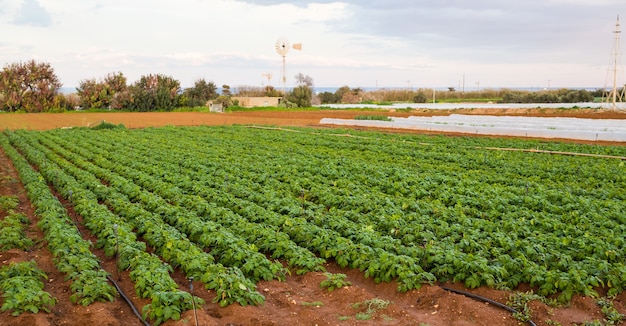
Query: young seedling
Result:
<box><xmin>320</xmin><ymin>273</ymin><xmax>351</xmax><ymax>291</ymax></box>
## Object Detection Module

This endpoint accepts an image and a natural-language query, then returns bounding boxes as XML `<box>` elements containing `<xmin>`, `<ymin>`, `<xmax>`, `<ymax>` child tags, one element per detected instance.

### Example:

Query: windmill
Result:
<box><xmin>275</xmin><ymin>37</ymin><xmax>302</xmax><ymax>96</ymax></box>
<box><xmin>262</xmin><ymin>72</ymin><xmax>272</xmax><ymax>86</ymax></box>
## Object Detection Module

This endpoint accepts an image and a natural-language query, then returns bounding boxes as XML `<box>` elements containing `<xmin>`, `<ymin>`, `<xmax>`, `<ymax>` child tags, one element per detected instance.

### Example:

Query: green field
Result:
<box><xmin>2</xmin><ymin>125</ymin><xmax>626</xmax><ymax>323</ymax></box>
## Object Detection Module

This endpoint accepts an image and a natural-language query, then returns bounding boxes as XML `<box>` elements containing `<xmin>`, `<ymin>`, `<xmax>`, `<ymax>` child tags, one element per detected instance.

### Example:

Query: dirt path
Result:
<box><xmin>1</xmin><ymin>107</ymin><xmax>625</xmax><ymax>131</ymax></box>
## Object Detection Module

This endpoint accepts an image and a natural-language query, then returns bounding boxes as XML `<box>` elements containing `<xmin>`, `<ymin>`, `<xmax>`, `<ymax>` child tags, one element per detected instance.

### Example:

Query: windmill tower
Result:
<box><xmin>604</xmin><ymin>15</ymin><xmax>625</xmax><ymax>110</ymax></box>
<box><xmin>275</xmin><ymin>37</ymin><xmax>302</xmax><ymax>96</ymax></box>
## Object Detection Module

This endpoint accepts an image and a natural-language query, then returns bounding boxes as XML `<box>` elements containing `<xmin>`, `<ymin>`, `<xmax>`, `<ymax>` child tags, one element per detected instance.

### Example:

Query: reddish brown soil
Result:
<box><xmin>1</xmin><ymin>107</ymin><xmax>625</xmax><ymax>131</ymax></box>
<box><xmin>1</xmin><ymin>108</ymin><xmax>625</xmax><ymax>326</ymax></box>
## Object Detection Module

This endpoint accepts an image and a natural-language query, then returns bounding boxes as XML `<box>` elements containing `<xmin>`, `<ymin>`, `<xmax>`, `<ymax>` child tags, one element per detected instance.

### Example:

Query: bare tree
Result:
<box><xmin>294</xmin><ymin>73</ymin><xmax>314</xmax><ymax>87</ymax></box>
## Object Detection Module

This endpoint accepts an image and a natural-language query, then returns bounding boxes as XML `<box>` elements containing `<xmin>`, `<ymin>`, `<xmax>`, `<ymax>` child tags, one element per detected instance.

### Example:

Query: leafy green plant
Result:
<box><xmin>320</xmin><ymin>272</ymin><xmax>351</xmax><ymax>291</ymax></box>
<box><xmin>507</xmin><ymin>291</ymin><xmax>541</xmax><ymax>322</ymax></box>
<box><xmin>142</xmin><ymin>290</ymin><xmax>205</xmax><ymax>326</ymax></box>
<box><xmin>90</xmin><ymin>121</ymin><xmax>125</xmax><ymax>130</ymax></box>
<box><xmin>69</xmin><ymin>270</ymin><xmax>116</xmax><ymax>306</ymax></box>
<box><xmin>0</xmin><ymin>211</ymin><xmax>33</xmax><ymax>251</ymax></box>
<box><xmin>0</xmin><ymin>195</ymin><xmax>19</xmax><ymax>211</ymax></box>
<box><xmin>0</xmin><ymin>261</ymin><xmax>56</xmax><ymax>316</ymax></box>
<box><xmin>597</xmin><ymin>298</ymin><xmax>625</xmax><ymax>325</ymax></box>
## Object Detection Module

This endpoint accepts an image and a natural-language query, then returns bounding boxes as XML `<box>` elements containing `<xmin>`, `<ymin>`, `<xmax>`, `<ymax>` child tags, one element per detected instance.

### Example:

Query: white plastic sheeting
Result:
<box><xmin>320</xmin><ymin>114</ymin><xmax>626</xmax><ymax>142</ymax></box>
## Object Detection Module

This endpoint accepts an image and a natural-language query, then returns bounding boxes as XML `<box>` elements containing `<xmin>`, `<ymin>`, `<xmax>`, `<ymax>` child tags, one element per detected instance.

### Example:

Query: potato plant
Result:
<box><xmin>2</xmin><ymin>123</ymin><xmax>626</xmax><ymax>325</ymax></box>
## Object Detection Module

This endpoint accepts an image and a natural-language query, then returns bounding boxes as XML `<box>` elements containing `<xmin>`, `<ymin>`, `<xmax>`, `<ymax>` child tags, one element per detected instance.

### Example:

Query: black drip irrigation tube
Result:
<box><xmin>107</xmin><ymin>275</ymin><xmax>150</xmax><ymax>326</ymax></box>
<box><xmin>440</xmin><ymin>285</ymin><xmax>537</xmax><ymax>326</ymax></box>
<box><xmin>70</xmin><ymin>221</ymin><xmax>149</xmax><ymax>325</ymax></box>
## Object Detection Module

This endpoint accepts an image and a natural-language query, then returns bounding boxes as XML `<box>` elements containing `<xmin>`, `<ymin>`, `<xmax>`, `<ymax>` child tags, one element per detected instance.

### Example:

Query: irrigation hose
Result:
<box><xmin>71</xmin><ymin>220</ymin><xmax>147</xmax><ymax>325</ymax></box>
<box><xmin>439</xmin><ymin>285</ymin><xmax>537</xmax><ymax>326</ymax></box>
<box><xmin>107</xmin><ymin>275</ymin><xmax>150</xmax><ymax>326</ymax></box>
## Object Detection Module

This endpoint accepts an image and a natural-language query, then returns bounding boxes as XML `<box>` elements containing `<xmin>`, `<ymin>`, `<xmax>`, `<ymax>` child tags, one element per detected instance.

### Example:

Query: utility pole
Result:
<box><xmin>605</xmin><ymin>15</ymin><xmax>625</xmax><ymax>110</ymax></box>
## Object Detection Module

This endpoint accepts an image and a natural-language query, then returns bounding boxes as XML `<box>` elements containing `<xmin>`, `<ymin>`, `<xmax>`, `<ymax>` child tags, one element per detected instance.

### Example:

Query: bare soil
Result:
<box><xmin>1</xmin><ymin>108</ymin><xmax>625</xmax><ymax>326</ymax></box>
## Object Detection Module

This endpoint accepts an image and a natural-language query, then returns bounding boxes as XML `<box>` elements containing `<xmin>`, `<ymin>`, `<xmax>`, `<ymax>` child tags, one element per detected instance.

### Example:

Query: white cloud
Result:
<box><xmin>13</xmin><ymin>0</ymin><xmax>52</xmax><ymax>27</ymax></box>
<box><xmin>0</xmin><ymin>0</ymin><xmax>624</xmax><ymax>88</ymax></box>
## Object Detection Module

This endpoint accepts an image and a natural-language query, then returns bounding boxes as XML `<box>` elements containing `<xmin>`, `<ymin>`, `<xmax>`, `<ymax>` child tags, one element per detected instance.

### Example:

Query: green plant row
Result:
<box><xmin>0</xmin><ymin>197</ymin><xmax>33</xmax><ymax>251</ymax></box>
<box><xmin>69</xmin><ymin>127</ymin><xmax>489</xmax><ymax>291</ymax></box>
<box><xmin>8</xmin><ymin>125</ymin><xmax>626</xmax><ymax>304</ymax></box>
<box><xmin>9</xmin><ymin>130</ymin><xmax>264</xmax><ymax>309</ymax></box>
<box><xmin>164</xmin><ymin>125</ymin><xmax>623</xmax><ymax>300</ymax></box>
<box><xmin>45</xmin><ymin>127</ymin><xmax>435</xmax><ymax>291</ymax></box>
<box><xmin>354</xmin><ymin>115</ymin><xmax>392</xmax><ymax>121</ymax></box>
<box><xmin>36</xmin><ymin>132</ymin><xmax>287</xmax><ymax>283</ymax></box>
<box><xmin>4</xmin><ymin>131</ymin><xmax>201</xmax><ymax>325</ymax></box>
<box><xmin>125</xmin><ymin>126</ymin><xmax>623</xmax><ymax>298</ymax></box>
<box><xmin>0</xmin><ymin>133</ymin><xmax>115</xmax><ymax>306</ymax></box>
<box><xmin>43</xmin><ymin>130</ymin><xmax>326</xmax><ymax>276</ymax></box>
<box><xmin>41</xmin><ymin>126</ymin><xmax>608</xmax><ymax>300</ymax></box>
<box><xmin>0</xmin><ymin>261</ymin><xmax>56</xmax><ymax>316</ymax></box>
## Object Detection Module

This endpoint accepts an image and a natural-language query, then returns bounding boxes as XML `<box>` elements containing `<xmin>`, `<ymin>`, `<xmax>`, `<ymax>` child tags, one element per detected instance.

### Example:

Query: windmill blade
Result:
<box><xmin>275</xmin><ymin>37</ymin><xmax>290</xmax><ymax>55</ymax></box>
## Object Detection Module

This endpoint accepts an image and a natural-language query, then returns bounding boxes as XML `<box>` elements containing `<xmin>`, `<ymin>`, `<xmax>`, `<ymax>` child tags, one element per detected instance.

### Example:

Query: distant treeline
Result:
<box><xmin>0</xmin><ymin>60</ymin><xmax>314</xmax><ymax>112</ymax></box>
<box><xmin>1</xmin><ymin>59</ymin><xmax>619</xmax><ymax>112</ymax></box>
<box><xmin>317</xmin><ymin>86</ymin><xmax>612</xmax><ymax>104</ymax></box>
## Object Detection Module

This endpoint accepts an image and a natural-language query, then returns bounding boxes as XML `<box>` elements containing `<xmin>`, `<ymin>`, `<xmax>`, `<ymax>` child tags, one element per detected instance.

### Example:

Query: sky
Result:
<box><xmin>0</xmin><ymin>0</ymin><xmax>625</xmax><ymax>90</ymax></box>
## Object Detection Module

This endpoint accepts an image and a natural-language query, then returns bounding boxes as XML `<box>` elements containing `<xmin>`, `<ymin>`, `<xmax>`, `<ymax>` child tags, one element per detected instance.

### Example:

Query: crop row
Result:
<box><xmin>39</xmin><ymin>129</ymin><xmax>434</xmax><ymax>291</ymax></box>
<box><xmin>22</xmin><ymin>131</ymin><xmax>268</xmax><ymax>305</ymax></box>
<box><xmin>0</xmin><ymin>196</ymin><xmax>33</xmax><ymax>252</ymax></box>
<box><xmin>76</xmin><ymin>125</ymin><xmax>626</xmax><ymax>300</ymax></box>
<box><xmin>0</xmin><ymin>133</ymin><xmax>116</xmax><ymax>306</ymax></box>
<box><xmin>5</xmin><ymin>125</ymin><xmax>626</xmax><ymax>305</ymax></box>
<box><xmin>74</xmin><ymin>126</ymin><xmax>625</xmax><ymax>291</ymax></box>
<box><xmin>4</xmin><ymin>131</ymin><xmax>204</xmax><ymax>325</ymax></box>
<box><xmin>0</xmin><ymin>192</ymin><xmax>55</xmax><ymax>316</ymax></box>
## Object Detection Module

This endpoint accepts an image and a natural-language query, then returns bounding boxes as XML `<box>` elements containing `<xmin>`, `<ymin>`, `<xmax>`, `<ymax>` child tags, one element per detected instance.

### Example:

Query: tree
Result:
<box><xmin>318</xmin><ymin>91</ymin><xmax>339</xmax><ymax>104</ymax></box>
<box><xmin>338</xmin><ymin>87</ymin><xmax>363</xmax><ymax>104</ymax></box>
<box><xmin>288</xmin><ymin>85</ymin><xmax>313</xmax><ymax>107</ymax></box>
<box><xmin>181</xmin><ymin>79</ymin><xmax>218</xmax><ymax>107</ymax></box>
<box><xmin>76</xmin><ymin>72</ymin><xmax>127</xmax><ymax>110</ymax></box>
<box><xmin>294</xmin><ymin>73</ymin><xmax>313</xmax><ymax>87</ymax></box>
<box><xmin>264</xmin><ymin>85</ymin><xmax>281</xmax><ymax>97</ymax></box>
<box><xmin>287</xmin><ymin>73</ymin><xmax>314</xmax><ymax>108</ymax></box>
<box><xmin>213</xmin><ymin>95</ymin><xmax>233</xmax><ymax>109</ymax></box>
<box><xmin>124</xmin><ymin>74</ymin><xmax>181</xmax><ymax>112</ymax></box>
<box><xmin>333</xmin><ymin>86</ymin><xmax>351</xmax><ymax>103</ymax></box>
<box><xmin>50</xmin><ymin>93</ymin><xmax>80</xmax><ymax>112</ymax></box>
<box><xmin>0</xmin><ymin>60</ymin><xmax>62</xmax><ymax>112</ymax></box>
<box><xmin>221</xmin><ymin>84</ymin><xmax>231</xmax><ymax>96</ymax></box>
<box><xmin>413</xmin><ymin>91</ymin><xmax>428</xmax><ymax>103</ymax></box>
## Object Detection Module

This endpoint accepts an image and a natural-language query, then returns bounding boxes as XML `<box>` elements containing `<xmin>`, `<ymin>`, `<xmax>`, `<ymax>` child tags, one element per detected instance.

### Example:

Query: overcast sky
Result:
<box><xmin>1</xmin><ymin>0</ymin><xmax>624</xmax><ymax>90</ymax></box>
